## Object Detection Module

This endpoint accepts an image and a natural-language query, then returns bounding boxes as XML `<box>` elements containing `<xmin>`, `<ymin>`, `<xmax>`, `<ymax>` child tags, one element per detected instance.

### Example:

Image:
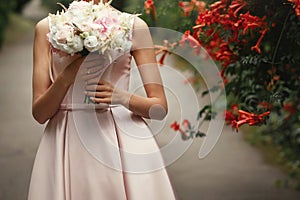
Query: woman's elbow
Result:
<box><xmin>32</xmin><ymin>108</ymin><xmax>48</xmax><ymax>124</ymax></box>
<box><xmin>148</xmin><ymin>103</ymin><xmax>168</xmax><ymax>120</ymax></box>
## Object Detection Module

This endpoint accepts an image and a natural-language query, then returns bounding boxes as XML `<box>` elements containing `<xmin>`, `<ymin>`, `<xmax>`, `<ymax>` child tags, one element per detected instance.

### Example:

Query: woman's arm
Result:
<box><xmin>128</xmin><ymin>17</ymin><xmax>168</xmax><ymax>119</ymax></box>
<box><xmin>32</xmin><ymin>18</ymin><xmax>84</xmax><ymax>124</ymax></box>
<box><xmin>85</xmin><ymin>17</ymin><xmax>168</xmax><ymax>120</ymax></box>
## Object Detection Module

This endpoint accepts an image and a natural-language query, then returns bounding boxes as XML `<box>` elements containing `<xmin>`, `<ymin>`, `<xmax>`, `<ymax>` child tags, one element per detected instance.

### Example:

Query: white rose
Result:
<box><xmin>84</xmin><ymin>36</ymin><xmax>99</xmax><ymax>52</ymax></box>
<box><xmin>72</xmin><ymin>35</ymin><xmax>84</xmax><ymax>52</ymax></box>
<box><xmin>123</xmin><ymin>40</ymin><xmax>132</xmax><ymax>52</ymax></box>
<box><xmin>111</xmin><ymin>30</ymin><xmax>126</xmax><ymax>48</ymax></box>
<box><xmin>61</xmin><ymin>43</ymin><xmax>76</xmax><ymax>55</ymax></box>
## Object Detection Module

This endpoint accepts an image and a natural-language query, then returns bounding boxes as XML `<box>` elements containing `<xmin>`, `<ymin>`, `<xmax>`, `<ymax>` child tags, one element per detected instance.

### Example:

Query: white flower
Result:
<box><xmin>47</xmin><ymin>0</ymin><xmax>138</xmax><ymax>58</ymax></box>
<box><xmin>111</xmin><ymin>30</ymin><xmax>126</xmax><ymax>48</ymax></box>
<box><xmin>84</xmin><ymin>36</ymin><xmax>99</xmax><ymax>52</ymax></box>
<box><xmin>71</xmin><ymin>35</ymin><xmax>84</xmax><ymax>52</ymax></box>
<box><xmin>123</xmin><ymin>40</ymin><xmax>132</xmax><ymax>52</ymax></box>
<box><xmin>68</xmin><ymin>1</ymin><xmax>92</xmax><ymax>14</ymax></box>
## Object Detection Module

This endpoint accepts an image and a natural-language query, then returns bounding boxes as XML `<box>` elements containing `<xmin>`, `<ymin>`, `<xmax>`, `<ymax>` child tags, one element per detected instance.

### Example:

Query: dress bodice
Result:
<box><xmin>48</xmin><ymin>12</ymin><xmax>136</xmax><ymax>108</ymax></box>
<box><xmin>50</xmin><ymin>52</ymin><xmax>133</xmax><ymax>107</ymax></box>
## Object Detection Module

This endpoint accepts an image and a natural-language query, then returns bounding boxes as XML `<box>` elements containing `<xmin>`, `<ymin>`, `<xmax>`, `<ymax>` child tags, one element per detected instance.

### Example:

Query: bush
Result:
<box><xmin>0</xmin><ymin>1</ymin><xmax>16</xmax><ymax>48</ymax></box>
<box><xmin>111</xmin><ymin>0</ymin><xmax>126</xmax><ymax>10</ymax></box>
<box><xmin>41</xmin><ymin>0</ymin><xmax>73</xmax><ymax>13</ymax></box>
<box><xmin>14</xmin><ymin>0</ymin><xmax>31</xmax><ymax>13</ymax></box>
<box><xmin>0</xmin><ymin>0</ymin><xmax>31</xmax><ymax>48</ymax></box>
<box><xmin>141</xmin><ymin>0</ymin><xmax>300</xmax><ymax>188</ymax></box>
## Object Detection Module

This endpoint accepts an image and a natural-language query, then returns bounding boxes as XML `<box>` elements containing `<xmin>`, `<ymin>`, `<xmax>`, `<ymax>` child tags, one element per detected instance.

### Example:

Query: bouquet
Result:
<box><xmin>47</xmin><ymin>0</ymin><xmax>136</xmax><ymax>60</ymax></box>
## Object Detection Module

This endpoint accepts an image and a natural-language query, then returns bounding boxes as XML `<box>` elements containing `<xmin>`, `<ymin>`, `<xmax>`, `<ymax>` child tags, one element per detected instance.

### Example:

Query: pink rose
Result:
<box><xmin>56</xmin><ymin>27</ymin><xmax>72</xmax><ymax>44</ymax></box>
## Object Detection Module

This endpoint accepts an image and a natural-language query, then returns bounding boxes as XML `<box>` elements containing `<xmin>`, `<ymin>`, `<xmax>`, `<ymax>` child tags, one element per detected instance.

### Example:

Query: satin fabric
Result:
<box><xmin>28</xmin><ymin>15</ymin><xmax>176</xmax><ymax>200</ymax></box>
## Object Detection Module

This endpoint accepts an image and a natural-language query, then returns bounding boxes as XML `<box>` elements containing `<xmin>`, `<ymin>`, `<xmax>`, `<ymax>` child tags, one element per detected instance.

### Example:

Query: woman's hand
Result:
<box><xmin>84</xmin><ymin>79</ymin><xmax>130</xmax><ymax>105</ymax></box>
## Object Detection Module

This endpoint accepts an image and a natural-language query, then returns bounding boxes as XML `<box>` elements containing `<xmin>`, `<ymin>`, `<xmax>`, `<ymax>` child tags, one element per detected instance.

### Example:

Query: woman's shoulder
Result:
<box><xmin>34</xmin><ymin>17</ymin><xmax>49</xmax><ymax>34</ymax></box>
<box><xmin>133</xmin><ymin>16</ymin><xmax>149</xmax><ymax>30</ymax></box>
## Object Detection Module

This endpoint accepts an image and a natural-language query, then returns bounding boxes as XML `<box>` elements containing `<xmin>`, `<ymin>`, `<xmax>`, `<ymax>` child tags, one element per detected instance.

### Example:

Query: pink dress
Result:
<box><xmin>28</xmin><ymin>15</ymin><xmax>176</xmax><ymax>200</ymax></box>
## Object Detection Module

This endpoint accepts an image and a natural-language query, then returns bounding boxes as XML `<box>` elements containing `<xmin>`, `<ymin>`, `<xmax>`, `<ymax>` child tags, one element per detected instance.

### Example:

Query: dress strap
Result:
<box><xmin>48</xmin><ymin>49</ymin><xmax>54</xmax><ymax>83</ymax></box>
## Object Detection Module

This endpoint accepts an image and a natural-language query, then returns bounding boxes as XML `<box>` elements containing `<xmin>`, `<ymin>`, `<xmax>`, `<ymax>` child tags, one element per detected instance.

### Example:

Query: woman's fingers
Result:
<box><xmin>84</xmin><ymin>80</ymin><xmax>129</xmax><ymax>105</ymax></box>
<box><xmin>85</xmin><ymin>84</ymin><xmax>113</xmax><ymax>92</ymax></box>
<box><xmin>85</xmin><ymin>91</ymin><xmax>112</xmax><ymax>104</ymax></box>
<box><xmin>89</xmin><ymin>97</ymin><xmax>111</xmax><ymax>104</ymax></box>
<box><xmin>85</xmin><ymin>91</ymin><xmax>112</xmax><ymax>98</ymax></box>
<box><xmin>84</xmin><ymin>80</ymin><xmax>114</xmax><ymax>104</ymax></box>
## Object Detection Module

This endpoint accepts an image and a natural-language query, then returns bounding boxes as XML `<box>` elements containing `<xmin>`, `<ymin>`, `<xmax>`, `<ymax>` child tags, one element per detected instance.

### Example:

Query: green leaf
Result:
<box><xmin>198</xmin><ymin>105</ymin><xmax>211</xmax><ymax>120</ymax></box>
<box><xmin>196</xmin><ymin>131</ymin><xmax>206</xmax><ymax>138</ymax></box>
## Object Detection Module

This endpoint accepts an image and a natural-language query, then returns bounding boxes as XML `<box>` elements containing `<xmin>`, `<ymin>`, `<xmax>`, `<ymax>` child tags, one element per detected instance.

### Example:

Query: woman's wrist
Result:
<box><xmin>118</xmin><ymin>90</ymin><xmax>131</xmax><ymax>108</ymax></box>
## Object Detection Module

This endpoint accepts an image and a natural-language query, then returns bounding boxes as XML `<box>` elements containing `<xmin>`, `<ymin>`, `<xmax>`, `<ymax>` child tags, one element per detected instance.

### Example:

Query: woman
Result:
<box><xmin>28</xmin><ymin>0</ymin><xmax>177</xmax><ymax>199</ymax></box>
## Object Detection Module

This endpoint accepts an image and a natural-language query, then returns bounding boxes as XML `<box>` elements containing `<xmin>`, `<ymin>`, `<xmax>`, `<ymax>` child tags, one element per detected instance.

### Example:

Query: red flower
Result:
<box><xmin>231</xmin><ymin>104</ymin><xmax>238</xmax><ymax>111</ymax></box>
<box><xmin>180</xmin><ymin>30</ymin><xmax>201</xmax><ymax>55</ymax></box>
<box><xmin>154</xmin><ymin>40</ymin><xmax>177</xmax><ymax>65</ymax></box>
<box><xmin>144</xmin><ymin>0</ymin><xmax>157</xmax><ymax>20</ymax></box>
<box><xmin>258</xmin><ymin>101</ymin><xmax>273</xmax><ymax>110</ymax></box>
<box><xmin>283</xmin><ymin>102</ymin><xmax>297</xmax><ymax>119</ymax></box>
<box><xmin>182</xmin><ymin>119</ymin><xmax>191</xmax><ymax>129</ymax></box>
<box><xmin>179</xmin><ymin>0</ymin><xmax>206</xmax><ymax>17</ymax></box>
<box><xmin>179</xmin><ymin>1</ymin><xmax>194</xmax><ymax>17</ymax></box>
<box><xmin>186</xmin><ymin>0</ymin><xmax>268</xmax><ymax>83</ymax></box>
<box><xmin>170</xmin><ymin>121</ymin><xmax>180</xmax><ymax>131</ymax></box>
<box><xmin>283</xmin><ymin>103</ymin><xmax>296</xmax><ymax>113</ymax></box>
<box><xmin>231</xmin><ymin>110</ymin><xmax>270</xmax><ymax>132</ymax></box>
<box><xmin>288</xmin><ymin>0</ymin><xmax>300</xmax><ymax>20</ymax></box>
<box><xmin>251</xmin><ymin>29</ymin><xmax>268</xmax><ymax>54</ymax></box>
<box><xmin>225</xmin><ymin>110</ymin><xmax>238</xmax><ymax>124</ymax></box>
<box><xmin>224</xmin><ymin>104</ymin><xmax>239</xmax><ymax>124</ymax></box>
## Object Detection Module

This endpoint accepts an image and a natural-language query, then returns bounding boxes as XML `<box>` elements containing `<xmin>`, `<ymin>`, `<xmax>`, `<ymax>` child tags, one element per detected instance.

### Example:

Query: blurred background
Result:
<box><xmin>0</xmin><ymin>0</ymin><xmax>300</xmax><ymax>199</ymax></box>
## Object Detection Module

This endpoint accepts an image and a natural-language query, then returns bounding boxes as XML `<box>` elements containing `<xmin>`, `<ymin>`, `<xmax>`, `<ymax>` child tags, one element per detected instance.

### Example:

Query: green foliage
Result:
<box><xmin>124</xmin><ymin>0</ymin><xmax>196</xmax><ymax>32</ymax></box>
<box><xmin>110</xmin><ymin>0</ymin><xmax>126</xmax><ymax>10</ymax></box>
<box><xmin>14</xmin><ymin>0</ymin><xmax>31</xmax><ymax>13</ymax></box>
<box><xmin>136</xmin><ymin>0</ymin><xmax>300</xmax><ymax>186</ymax></box>
<box><xmin>41</xmin><ymin>0</ymin><xmax>73</xmax><ymax>13</ymax></box>
<box><xmin>0</xmin><ymin>1</ymin><xmax>16</xmax><ymax>48</ymax></box>
<box><xmin>224</xmin><ymin>1</ymin><xmax>300</xmax><ymax>140</ymax></box>
<box><xmin>211</xmin><ymin>0</ymin><xmax>300</xmax><ymax>185</ymax></box>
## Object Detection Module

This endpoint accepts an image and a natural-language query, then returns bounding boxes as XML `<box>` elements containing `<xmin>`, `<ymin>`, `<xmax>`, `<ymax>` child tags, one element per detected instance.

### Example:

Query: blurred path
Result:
<box><xmin>0</xmin><ymin>0</ymin><xmax>46</xmax><ymax>199</ymax></box>
<box><xmin>0</xmin><ymin>0</ymin><xmax>300</xmax><ymax>200</ymax></box>
<box><xmin>22</xmin><ymin>0</ymin><xmax>48</xmax><ymax>21</ymax></box>
<box><xmin>0</xmin><ymin>31</ymin><xmax>43</xmax><ymax>199</ymax></box>
<box><xmin>165</xmin><ymin>126</ymin><xmax>300</xmax><ymax>200</ymax></box>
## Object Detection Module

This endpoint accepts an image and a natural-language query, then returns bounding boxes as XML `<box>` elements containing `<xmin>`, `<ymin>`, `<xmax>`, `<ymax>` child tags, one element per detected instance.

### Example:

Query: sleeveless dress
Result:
<box><xmin>28</xmin><ymin>15</ymin><xmax>177</xmax><ymax>200</ymax></box>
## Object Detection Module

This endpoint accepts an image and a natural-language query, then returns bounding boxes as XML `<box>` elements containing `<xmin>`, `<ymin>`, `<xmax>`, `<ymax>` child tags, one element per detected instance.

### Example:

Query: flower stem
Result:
<box><xmin>270</xmin><ymin>10</ymin><xmax>292</xmax><ymax>91</ymax></box>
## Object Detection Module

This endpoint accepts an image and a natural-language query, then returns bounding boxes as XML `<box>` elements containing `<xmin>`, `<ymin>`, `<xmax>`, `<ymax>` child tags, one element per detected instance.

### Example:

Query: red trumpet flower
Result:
<box><xmin>144</xmin><ymin>0</ymin><xmax>157</xmax><ymax>20</ymax></box>
<box><xmin>170</xmin><ymin>121</ymin><xmax>180</xmax><ymax>131</ymax></box>
<box><xmin>231</xmin><ymin>110</ymin><xmax>270</xmax><ymax>132</ymax></box>
<box><xmin>179</xmin><ymin>30</ymin><xmax>201</xmax><ymax>55</ymax></box>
